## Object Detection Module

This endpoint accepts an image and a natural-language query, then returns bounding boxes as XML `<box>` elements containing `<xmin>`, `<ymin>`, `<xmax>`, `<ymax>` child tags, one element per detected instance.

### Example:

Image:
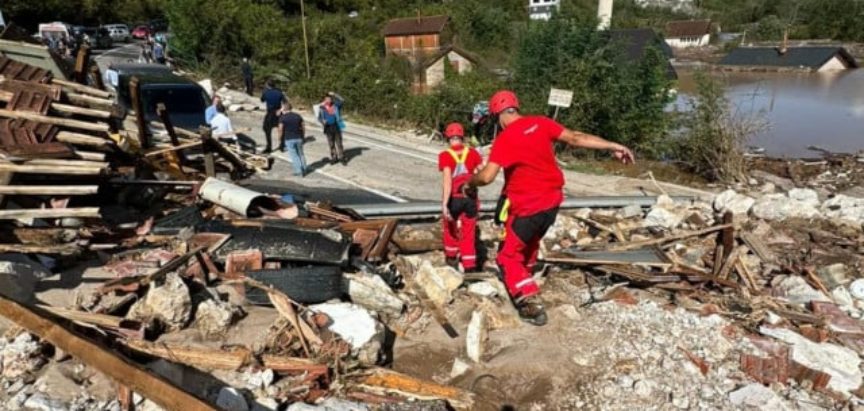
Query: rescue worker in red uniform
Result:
<box><xmin>465</xmin><ymin>91</ymin><xmax>635</xmax><ymax>325</ymax></box>
<box><xmin>439</xmin><ymin>123</ymin><xmax>484</xmax><ymax>272</ymax></box>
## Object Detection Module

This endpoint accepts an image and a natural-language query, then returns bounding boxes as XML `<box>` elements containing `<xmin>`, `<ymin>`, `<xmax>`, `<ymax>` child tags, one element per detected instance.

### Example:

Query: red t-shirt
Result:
<box><xmin>488</xmin><ymin>116</ymin><xmax>565</xmax><ymax>217</ymax></box>
<box><xmin>438</xmin><ymin>145</ymin><xmax>483</xmax><ymax>194</ymax></box>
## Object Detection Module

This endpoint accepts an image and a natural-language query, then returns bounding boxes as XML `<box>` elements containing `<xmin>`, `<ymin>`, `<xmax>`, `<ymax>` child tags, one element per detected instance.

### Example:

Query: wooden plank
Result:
<box><xmin>57</xmin><ymin>131</ymin><xmax>113</xmax><ymax>148</ymax></box>
<box><xmin>0</xmin><ymin>207</ymin><xmax>100</xmax><ymax>220</ymax></box>
<box><xmin>0</xmin><ymin>185</ymin><xmax>98</xmax><ymax>195</ymax></box>
<box><xmin>123</xmin><ymin>339</ymin><xmax>329</xmax><ymax>374</ymax></box>
<box><xmin>717</xmin><ymin>245</ymin><xmax>746</xmax><ymax>281</ymax></box>
<box><xmin>39</xmin><ymin>305</ymin><xmax>141</xmax><ymax>330</ymax></box>
<box><xmin>0</xmin><ymin>163</ymin><xmax>104</xmax><ymax>175</ymax></box>
<box><xmin>603</xmin><ymin>224</ymin><xmax>733</xmax><ymax>252</ymax></box>
<box><xmin>66</xmin><ymin>93</ymin><xmax>114</xmax><ymax>109</ymax></box>
<box><xmin>544</xmin><ymin>248</ymin><xmax>672</xmax><ymax>268</ymax></box>
<box><xmin>740</xmin><ymin>232</ymin><xmax>776</xmax><ymax>264</ymax></box>
<box><xmin>52</xmin><ymin>103</ymin><xmax>112</xmax><ymax>119</ymax></box>
<box><xmin>73</xmin><ymin>45</ymin><xmax>91</xmax><ymax>84</ymax></box>
<box><xmin>53</xmin><ymin>78</ymin><xmax>112</xmax><ymax>99</ymax></box>
<box><xmin>129</xmin><ymin>77</ymin><xmax>150</xmax><ymax>148</ymax></box>
<box><xmin>712</xmin><ymin>245</ymin><xmax>724</xmax><ymax>276</ymax></box>
<box><xmin>0</xmin><ymin>296</ymin><xmax>217</xmax><ymax>411</ymax></box>
<box><xmin>0</xmin><ymin>109</ymin><xmax>110</xmax><ymax>133</ymax></box>
<box><xmin>74</xmin><ymin>150</ymin><xmax>106</xmax><ymax>161</ymax></box>
<box><xmin>23</xmin><ymin>158</ymin><xmax>108</xmax><ymax>168</ymax></box>
<box><xmin>144</xmin><ymin>141</ymin><xmax>202</xmax><ymax>158</ymax></box>
<box><xmin>735</xmin><ymin>260</ymin><xmax>759</xmax><ymax>292</ymax></box>
<box><xmin>0</xmin><ymin>244</ymin><xmax>81</xmax><ymax>254</ymax></box>
<box><xmin>720</xmin><ymin>211</ymin><xmax>735</xmax><ymax>260</ymax></box>
<box><xmin>354</xmin><ymin>368</ymin><xmax>474</xmax><ymax>410</ymax></box>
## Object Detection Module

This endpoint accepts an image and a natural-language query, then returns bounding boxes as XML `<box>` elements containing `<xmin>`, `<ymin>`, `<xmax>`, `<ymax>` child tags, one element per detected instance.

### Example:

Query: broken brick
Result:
<box><xmin>224</xmin><ymin>249</ymin><xmax>263</xmax><ymax>275</ymax></box>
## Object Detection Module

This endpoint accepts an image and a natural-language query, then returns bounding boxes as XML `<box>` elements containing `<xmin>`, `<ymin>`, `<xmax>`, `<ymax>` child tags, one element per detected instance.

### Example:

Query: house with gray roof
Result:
<box><xmin>720</xmin><ymin>46</ymin><xmax>858</xmax><ymax>72</ymax></box>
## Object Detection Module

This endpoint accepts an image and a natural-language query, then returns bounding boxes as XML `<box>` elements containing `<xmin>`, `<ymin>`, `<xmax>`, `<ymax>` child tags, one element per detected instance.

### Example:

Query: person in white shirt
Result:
<box><xmin>210</xmin><ymin>103</ymin><xmax>236</xmax><ymax>143</ymax></box>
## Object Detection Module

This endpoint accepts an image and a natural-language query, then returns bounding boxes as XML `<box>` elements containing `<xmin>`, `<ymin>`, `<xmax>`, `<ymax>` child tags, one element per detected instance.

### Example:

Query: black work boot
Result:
<box><xmin>516</xmin><ymin>296</ymin><xmax>548</xmax><ymax>326</ymax></box>
<box><xmin>445</xmin><ymin>256</ymin><xmax>459</xmax><ymax>270</ymax></box>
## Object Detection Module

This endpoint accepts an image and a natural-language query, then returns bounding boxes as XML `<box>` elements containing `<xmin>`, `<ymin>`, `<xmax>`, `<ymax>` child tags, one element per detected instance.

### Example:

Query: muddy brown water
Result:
<box><xmin>673</xmin><ymin>69</ymin><xmax>864</xmax><ymax>158</ymax></box>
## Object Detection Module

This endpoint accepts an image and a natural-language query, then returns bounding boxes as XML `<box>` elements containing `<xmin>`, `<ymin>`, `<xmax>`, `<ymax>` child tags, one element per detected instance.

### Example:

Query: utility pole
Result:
<box><xmin>300</xmin><ymin>0</ymin><xmax>311</xmax><ymax>79</ymax></box>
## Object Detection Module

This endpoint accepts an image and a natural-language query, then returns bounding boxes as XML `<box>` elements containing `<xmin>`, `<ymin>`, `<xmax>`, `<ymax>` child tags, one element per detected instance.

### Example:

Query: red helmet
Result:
<box><xmin>489</xmin><ymin>90</ymin><xmax>519</xmax><ymax>115</ymax></box>
<box><xmin>444</xmin><ymin>123</ymin><xmax>464</xmax><ymax>139</ymax></box>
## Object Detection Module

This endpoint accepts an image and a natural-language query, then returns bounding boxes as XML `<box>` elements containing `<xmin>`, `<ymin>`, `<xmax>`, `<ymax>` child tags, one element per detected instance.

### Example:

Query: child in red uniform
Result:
<box><xmin>438</xmin><ymin>123</ymin><xmax>484</xmax><ymax>272</ymax></box>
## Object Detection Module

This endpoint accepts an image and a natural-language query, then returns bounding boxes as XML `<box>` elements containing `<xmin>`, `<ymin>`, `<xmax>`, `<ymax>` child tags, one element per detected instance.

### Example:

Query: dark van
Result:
<box><xmin>113</xmin><ymin>65</ymin><xmax>209</xmax><ymax>131</ymax></box>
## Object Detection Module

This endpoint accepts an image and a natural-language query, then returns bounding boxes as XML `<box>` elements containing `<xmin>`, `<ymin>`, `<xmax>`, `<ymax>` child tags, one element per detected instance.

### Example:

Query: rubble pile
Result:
<box><xmin>2</xmin><ymin>44</ymin><xmax>864</xmax><ymax>411</ymax></box>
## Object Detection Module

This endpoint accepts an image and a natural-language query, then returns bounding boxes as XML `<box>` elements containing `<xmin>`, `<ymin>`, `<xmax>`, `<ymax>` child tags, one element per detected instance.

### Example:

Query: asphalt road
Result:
<box><xmin>92</xmin><ymin>43</ymin><xmax>710</xmax><ymax>207</ymax></box>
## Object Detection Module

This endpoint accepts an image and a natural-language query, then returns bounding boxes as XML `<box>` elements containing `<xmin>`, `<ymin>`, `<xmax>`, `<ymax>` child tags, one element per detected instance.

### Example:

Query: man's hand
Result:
<box><xmin>611</xmin><ymin>144</ymin><xmax>635</xmax><ymax>165</ymax></box>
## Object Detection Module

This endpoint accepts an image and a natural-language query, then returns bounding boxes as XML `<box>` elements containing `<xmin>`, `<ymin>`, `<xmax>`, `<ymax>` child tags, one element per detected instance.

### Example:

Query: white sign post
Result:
<box><xmin>547</xmin><ymin>88</ymin><xmax>573</xmax><ymax>120</ymax></box>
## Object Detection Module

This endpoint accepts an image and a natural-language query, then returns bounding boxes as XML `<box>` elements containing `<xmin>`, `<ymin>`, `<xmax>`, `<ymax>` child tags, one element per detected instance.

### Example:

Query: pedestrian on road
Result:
<box><xmin>210</xmin><ymin>103</ymin><xmax>236</xmax><ymax>143</ymax></box>
<box><xmin>317</xmin><ymin>92</ymin><xmax>346</xmax><ymax>165</ymax></box>
<box><xmin>205</xmin><ymin>95</ymin><xmax>222</xmax><ymax>125</ymax></box>
<box><xmin>241</xmin><ymin>58</ymin><xmax>254</xmax><ymax>95</ymax></box>
<box><xmin>439</xmin><ymin>122</ymin><xmax>483</xmax><ymax>273</ymax></box>
<box><xmin>260</xmin><ymin>80</ymin><xmax>286</xmax><ymax>153</ymax></box>
<box><xmin>278</xmin><ymin>101</ymin><xmax>307</xmax><ymax>177</ymax></box>
<box><xmin>465</xmin><ymin>90</ymin><xmax>635</xmax><ymax>326</ymax></box>
<box><xmin>153</xmin><ymin>41</ymin><xmax>166</xmax><ymax>65</ymax></box>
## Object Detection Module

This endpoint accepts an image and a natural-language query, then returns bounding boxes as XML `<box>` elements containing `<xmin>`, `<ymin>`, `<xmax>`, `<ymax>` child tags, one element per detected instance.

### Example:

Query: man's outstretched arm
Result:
<box><xmin>469</xmin><ymin>162</ymin><xmax>501</xmax><ymax>188</ymax></box>
<box><xmin>559</xmin><ymin>129</ymin><xmax>635</xmax><ymax>164</ymax></box>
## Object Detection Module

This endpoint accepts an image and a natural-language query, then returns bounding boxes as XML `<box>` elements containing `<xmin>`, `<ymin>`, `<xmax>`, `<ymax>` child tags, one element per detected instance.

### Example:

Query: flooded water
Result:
<box><xmin>672</xmin><ymin>69</ymin><xmax>864</xmax><ymax>158</ymax></box>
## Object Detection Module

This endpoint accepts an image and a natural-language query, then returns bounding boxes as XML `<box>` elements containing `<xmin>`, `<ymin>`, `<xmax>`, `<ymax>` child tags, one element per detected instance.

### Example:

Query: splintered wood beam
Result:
<box><xmin>57</xmin><ymin>131</ymin><xmax>114</xmax><ymax>148</ymax></box>
<box><xmin>53</xmin><ymin>78</ymin><xmax>112</xmax><ymax>99</ymax></box>
<box><xmin>354</xmin><ymin>368</ymin><xmax>475</xmax><ymax>410</ymax></box>
<box><xmin>0</xmin><ymin>207</ymin><xmax>101</xmax><ymax>220</ymax></box>
<box><xmin>52</xmin><ymin>103</ymin><xmax>112</xmax><ymax>119</ymax></box>
<box><xmin>0</xmin><ymin>296</ymin><xmax>217</xmax><ymax>411</ymax></box>
<box><xmin>0</xmin><ymin>163</ymin><xmax>104</xmax><ymax>175</ymax></box>
<box><xmin>0</xmin><ymin>185</ymin><xmax>98</xmax><ymax>195</ymax></box>
<box><xmin>66</xmin><ymin>92</ymin><xmax>114</xmax><ymax>109</ymax></box>
<box><xmin>0</xmin><ymin>109</ymin><xmax>110</xmax><ymax>133</ymax></box>
<box><xmin>123</xmin><ymin>339</ymin><xmax>329</xmax><ymax>374</ymax></box>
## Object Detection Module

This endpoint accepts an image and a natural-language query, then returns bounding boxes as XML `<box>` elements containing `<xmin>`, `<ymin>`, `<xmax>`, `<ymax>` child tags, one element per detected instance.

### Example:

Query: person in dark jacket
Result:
<box><xmin>242</xmin><ymin>58</ymin><xmax>253</xmax><ymax>95</ymax></box>
<box><xmin>260</xmin><ymin>80</ymin><xmax>286</xmax><ymax>153</ymax></box>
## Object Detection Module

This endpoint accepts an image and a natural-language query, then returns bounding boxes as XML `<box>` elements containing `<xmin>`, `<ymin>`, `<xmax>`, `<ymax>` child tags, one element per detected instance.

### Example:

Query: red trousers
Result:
<box><xmin>497</xmin><ymin>208</ymin><xmax>558</xmax><ymax>300</ymax></box>
<box><xmin>442</xmin><ymin>196</ymin><xmax>478</xmax><ymax>270</ymax></box>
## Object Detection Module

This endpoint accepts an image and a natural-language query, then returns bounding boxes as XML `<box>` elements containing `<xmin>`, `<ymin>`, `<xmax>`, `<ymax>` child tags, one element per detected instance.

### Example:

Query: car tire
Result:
<box><xmin>244</xmin><ymin>266</ymin><xmax>344</xmax><ymax>305</ymax></box>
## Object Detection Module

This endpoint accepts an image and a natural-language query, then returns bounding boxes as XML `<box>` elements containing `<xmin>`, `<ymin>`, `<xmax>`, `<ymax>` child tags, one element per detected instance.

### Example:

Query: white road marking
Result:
<box><xmin>271</xmin><ymin>152</ymin><xmax>408</xmax><ymax>203</ymax></box>
<box><xmin>339</xmin><ymin>131</ymin><xmax>436</xmax><ymax>164</ymax></box>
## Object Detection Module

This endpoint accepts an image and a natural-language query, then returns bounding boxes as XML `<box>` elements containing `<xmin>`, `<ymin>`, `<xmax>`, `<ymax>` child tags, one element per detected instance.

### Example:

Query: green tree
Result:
<box><xmin>513</xmin><ymin>18</ymin><xmax>673</xmax><ymax>153</ymax></box>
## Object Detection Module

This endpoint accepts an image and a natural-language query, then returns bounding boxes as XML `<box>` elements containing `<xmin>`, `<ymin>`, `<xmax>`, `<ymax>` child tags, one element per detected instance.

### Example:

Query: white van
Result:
<box><xmin>102</xmin><ymin>24</ymin><xmax>130</xmax><ymax>42</ymax></box>
<box><xmin>38</xmin><ymin>22</ymin><xmax>72</xmax><ymax>42</ymax></box>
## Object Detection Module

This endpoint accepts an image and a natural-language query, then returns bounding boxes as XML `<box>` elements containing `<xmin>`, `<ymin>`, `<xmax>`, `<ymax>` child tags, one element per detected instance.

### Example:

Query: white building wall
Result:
<box><xmin>818</xmin><ymin>55</ymin><xmax>849</xmax><ymax>72</ymax></box>
<box><xmin>666</xmin><ymin>33</ymin><xmax>710</xmax><ymax>48</ymax></box>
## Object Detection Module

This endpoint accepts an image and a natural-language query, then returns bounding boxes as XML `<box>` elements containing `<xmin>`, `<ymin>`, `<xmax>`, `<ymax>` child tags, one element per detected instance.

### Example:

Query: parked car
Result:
<box><xmin>114</xmin><ymin>67</ymin><xmax>209</xmax><ymax>131</ymax></box>
<box><xmin>131</xmin><ymin>25</ymin><xmax>151</xmax><ymax>39</ymax></box>
<box><xmin>80</xmin><ymin>27</ymin><xmax>113</xmax><ymax>49</ymax></box>
<box><xmin>102</xmin><ymin>24</ymin><xmax>130</xmax><ymax>42</ymax></box>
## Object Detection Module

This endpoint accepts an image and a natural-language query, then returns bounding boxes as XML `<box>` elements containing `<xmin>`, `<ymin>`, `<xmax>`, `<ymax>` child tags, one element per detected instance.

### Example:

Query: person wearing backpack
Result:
<box><xmin>439</xmin><ymin>123</ymin><xmax>483</xmax><ymax>273</ymax></box>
